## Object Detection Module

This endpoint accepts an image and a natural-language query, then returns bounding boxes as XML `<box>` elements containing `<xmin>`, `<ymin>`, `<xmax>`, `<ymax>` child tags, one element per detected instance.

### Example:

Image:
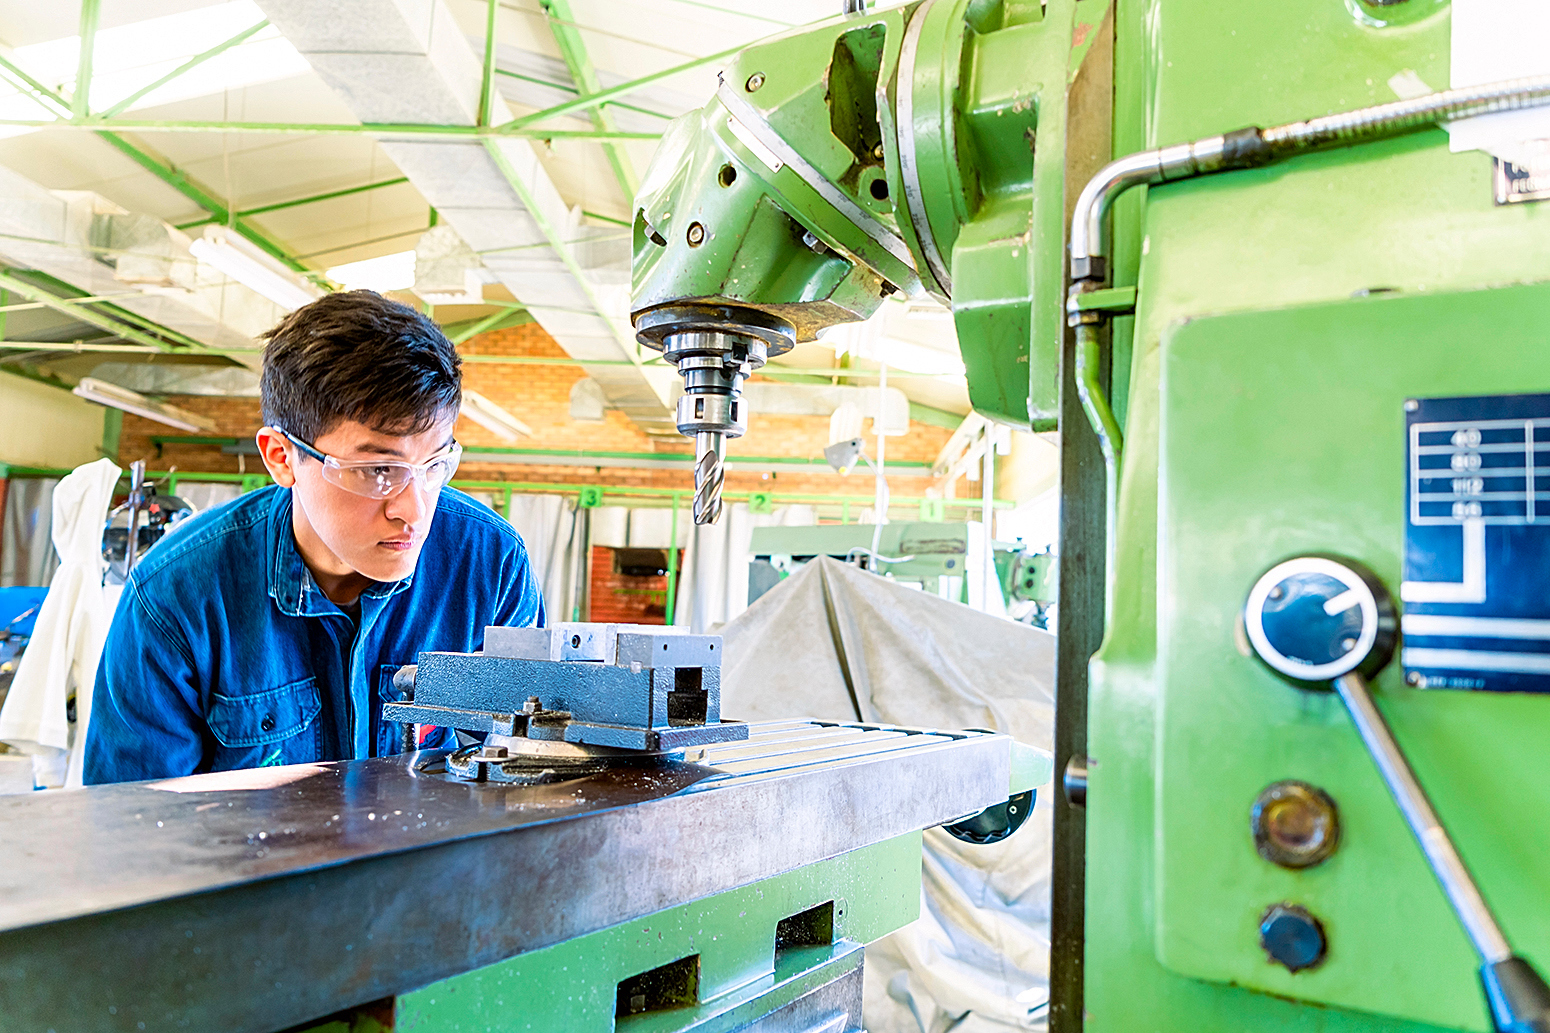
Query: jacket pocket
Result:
<box><xmin>209</xmin><ymin>677</ymin><xmax>322</xmax><ymax>759</ymax></box>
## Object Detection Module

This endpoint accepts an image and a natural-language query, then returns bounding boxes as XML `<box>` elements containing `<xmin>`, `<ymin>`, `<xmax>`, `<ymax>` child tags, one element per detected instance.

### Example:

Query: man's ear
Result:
<box><xmin>255</xmin><ymin>427</ymin><xmax>297</xmax><ymax>488</ymax></box>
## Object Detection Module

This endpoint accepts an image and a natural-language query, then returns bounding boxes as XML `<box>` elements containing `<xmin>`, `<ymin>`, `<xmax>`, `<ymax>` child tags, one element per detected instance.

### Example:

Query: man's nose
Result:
<box><xmin>384</xmin><ymin>475</ymin><xmax>432</xmax><ymax>527</ymax></box>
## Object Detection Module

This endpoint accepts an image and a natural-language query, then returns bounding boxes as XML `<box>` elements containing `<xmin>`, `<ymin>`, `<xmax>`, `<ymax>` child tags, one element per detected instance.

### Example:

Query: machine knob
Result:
<box><xmin>1260</xmin><ymin>903</ymin><xmax>1327</xmax><ymax>973</ymax></box>
<box><xmin>1243</xmin><ymin>555</ymin><xmax>1396</xmax><ymax>687</ymax></box>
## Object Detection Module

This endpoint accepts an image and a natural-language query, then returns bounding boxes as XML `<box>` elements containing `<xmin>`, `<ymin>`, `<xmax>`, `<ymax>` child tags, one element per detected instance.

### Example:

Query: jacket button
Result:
<box><xmin>261</xmin><ymin>715</ymin><xmax>276</xmax><ymax>732</ymax></box>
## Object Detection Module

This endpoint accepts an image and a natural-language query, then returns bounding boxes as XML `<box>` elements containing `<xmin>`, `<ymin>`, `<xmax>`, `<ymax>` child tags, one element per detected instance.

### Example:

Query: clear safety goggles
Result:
<box><xmin>275</xmin><ymin>427</ymin><xmax>462</xmax><ymax>499</ymax></box>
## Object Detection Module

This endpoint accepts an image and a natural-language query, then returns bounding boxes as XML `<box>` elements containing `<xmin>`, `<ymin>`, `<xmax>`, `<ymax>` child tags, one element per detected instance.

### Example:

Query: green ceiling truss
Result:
<box><xmin>539</xmin><ymin>0</ymin><xmax>638</xmax><ymax>198</ymax></box>
<box><xmin>72</xmin><ymin>0</ymin><xmax>99</xmax><ymax>121</ymax></box>
<box><xmin>174</xmin><ymin>176</ymin><xmax>411</xmax><ymax>231</ymax></box>
<box><xmin>95</xmin><ymin>131</ymin><xmax>309</xmax><ymax>274</ymax></box>
<box><xmin>478</xmin><ymin>0</ymin><xmax>500</xmax><ymax>127</ymax></box>
<box><xmin>0</xmin><ymin>270</ymin><xmax>204</xmax><ymax>355</ymax></box>
<box><xmin>446</xmin><ymin>307</ymin><xmax>534</xmax><ymax>343</ymax></box>
<box><xmin>98</xmin><ymin>18</ymin><xmax>271</xmax><ymax>119</ymax></box>
<box><xmin>496</xmin><ymin>68</ymin><xmax>673</xmax><ymax>123</ymax></box>
<box><xmin>481</xmin><ymin>135</ymin><xmax>647</xmax><ymax>367</ymax></box>
<box><xmin>0</xmin><ymin>52</ymin><xmax>70</xmax><ymax>117</ymax></box>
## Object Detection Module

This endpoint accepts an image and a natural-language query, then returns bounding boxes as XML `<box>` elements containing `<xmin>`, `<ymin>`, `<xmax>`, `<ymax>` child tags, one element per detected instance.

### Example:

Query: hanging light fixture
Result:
<box><xmin>189</xmin><ymin>226</ymin><xmax>320</xmax><ymax>311</ymax></box>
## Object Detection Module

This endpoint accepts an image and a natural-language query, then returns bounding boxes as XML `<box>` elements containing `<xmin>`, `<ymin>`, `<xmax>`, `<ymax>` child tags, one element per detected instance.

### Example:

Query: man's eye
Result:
<box><xmin>369</xmin><ymin>466</ymin><xmax>396</xmax><ymax>477</ymax></box>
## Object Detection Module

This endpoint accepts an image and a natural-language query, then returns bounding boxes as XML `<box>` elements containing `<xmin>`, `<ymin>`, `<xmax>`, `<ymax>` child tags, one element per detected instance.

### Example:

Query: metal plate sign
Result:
<box><xmin>1403</xmin><ymin>392</ymin><xmax>1550</xmax><ymax>691</ymax></box>
<box><xmin>1493</xmin><ymin>142</ymin><xmax>1550</xmax><ymax>206</ymax></box>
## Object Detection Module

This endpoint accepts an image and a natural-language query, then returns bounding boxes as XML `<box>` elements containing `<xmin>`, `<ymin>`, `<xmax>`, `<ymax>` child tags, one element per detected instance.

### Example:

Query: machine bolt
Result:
<box><xmin>1259</xmin><ymin>904</ymin><xmax>1327</xmax><ymax>973</ymax></box>
<box><xmin>523</xmin><ymin>696</ymin><xmax>541</xmax><ymax>714</ymax></box>
<box><xmin>1405</xmin><ymin>399</ymin><xmax>1420</xmax><ymax>412</ymax></box>
<box><xmin>872</xmin><ymin>142</ymin><xmax>884</xmax><ymax>161</ymax></box>
<box><xmin>745</xmin><ymin>72</ymin><xmax>765</xmax><ymax>92</ymax></box>
<box><xmin>475</xmin><ymin>745</ymin><xmax>510</xmax><ymax>761</ymax></box>
<box><xmin>1407</xmin><ymin>671</ymin><xmax>1423</xmax><ymax>686</ymax></box>
<box><xmin>1252</xmin><ymin>780</ymin><xmax>1339</xmax><ymax>869</ymax></box>
<box><xmin>687</xmin><ymin>222</ymin><xmax>706</xmax><ymax>246</ymax></box>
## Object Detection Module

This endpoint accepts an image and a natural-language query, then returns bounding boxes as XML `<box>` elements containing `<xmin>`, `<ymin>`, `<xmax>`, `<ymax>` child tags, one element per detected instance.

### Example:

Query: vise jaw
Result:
<box><xmin>382</xmin><ymin>622</ymin><xmax>748</xmax><ymax>752</ymax></box>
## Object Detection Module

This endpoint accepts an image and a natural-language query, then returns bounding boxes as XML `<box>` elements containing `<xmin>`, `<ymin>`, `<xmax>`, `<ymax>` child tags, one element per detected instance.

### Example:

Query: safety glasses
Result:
<box><xmin>274</xmin><ymin>427</ymin><xmax>462</xmax><ymax>500</ymax></box>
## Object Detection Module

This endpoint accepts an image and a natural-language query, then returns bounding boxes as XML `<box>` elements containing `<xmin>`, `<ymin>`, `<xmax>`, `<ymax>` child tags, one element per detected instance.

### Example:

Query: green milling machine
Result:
<box><xmin>631</xmin><ymin>1</ymin><xmax>1550</xmax><ymax>1031</ymax></box>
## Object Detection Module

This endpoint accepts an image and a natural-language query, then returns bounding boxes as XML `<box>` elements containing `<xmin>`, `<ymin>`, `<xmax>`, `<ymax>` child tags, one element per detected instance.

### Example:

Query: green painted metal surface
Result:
<box><xmin>395</xmin><ymin>833</ymin><xmax>921</xmax><ymax>1032</ymax></box>
<box><xmin>1081</xmin><ymin>1</ymin><xmax>1550</xmax><ymax>1030</ymax></box>
<box><xmin>1153</xmin><ymin>285</ymin><xmax>1550</xmax><ymax>1031</ymax></box>
<box><xmin>625</xmin><ymin>2</ymin><xmax>1550</xmax><ymax>1027</ymax></box>
<box><xmin>72</xmin><ymin>0</ymin><xmax>100</xmax><ymax>121</ymax></box>
<box><xmin>631</xmin><ymin>0</ymin><xmax>1097</xmax><ymax>429</ymax></box>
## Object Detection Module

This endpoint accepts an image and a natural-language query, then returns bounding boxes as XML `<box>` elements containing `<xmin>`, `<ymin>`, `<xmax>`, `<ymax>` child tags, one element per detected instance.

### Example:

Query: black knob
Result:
<box><xmin>1260</xmin><ymin>903</ymin><xmax>1327</xmax><ymax>973</ymax></box>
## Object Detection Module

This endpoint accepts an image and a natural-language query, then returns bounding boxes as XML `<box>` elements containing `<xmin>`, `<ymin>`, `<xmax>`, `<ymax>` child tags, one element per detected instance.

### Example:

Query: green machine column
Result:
<box><xmin>1080</xmin><ymin>1</ymin><xmax>1550</xmax><ymax>1031</ymax></box>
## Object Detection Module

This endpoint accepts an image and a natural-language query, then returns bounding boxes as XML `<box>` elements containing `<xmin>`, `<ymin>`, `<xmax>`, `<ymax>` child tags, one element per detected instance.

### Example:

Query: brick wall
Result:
<box><xmin>586</xmin><ymin>546</ymin><xmax>672</xmax><ymax>625</ymax></box>
<box><xmin>115</xmin><ymin>321</ymin><xmax>959</xmax><ymax>509</ymax></box>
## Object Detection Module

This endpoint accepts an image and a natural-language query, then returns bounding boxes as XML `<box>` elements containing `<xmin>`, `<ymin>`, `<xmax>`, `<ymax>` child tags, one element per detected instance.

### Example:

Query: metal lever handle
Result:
<box><xmin>1246</xmin><ymin>556</ymin><xmax>1550</xmax><ymax>1033</ymax></box>
<box><xmin>1335</xmin><ymin>670</ymin><xmax>1550</xmax><ymax>1032</ymax></box>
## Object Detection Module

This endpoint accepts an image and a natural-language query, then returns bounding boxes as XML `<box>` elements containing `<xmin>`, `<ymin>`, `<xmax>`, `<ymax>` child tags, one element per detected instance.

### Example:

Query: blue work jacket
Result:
<box><xmin>84</xmin><ymin>485</ymin><xmax>544</xmax><ymax>784</ymax></box>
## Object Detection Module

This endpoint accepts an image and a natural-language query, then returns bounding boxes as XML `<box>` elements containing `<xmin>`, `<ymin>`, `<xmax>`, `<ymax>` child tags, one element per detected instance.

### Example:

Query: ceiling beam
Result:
<box><xmin>0</xmin><ymin>271</ymin><xmax>186</xmax><ymax>353</ymax></box>
<box><xmin>481</xmin><ymin>136</ymin><xmax>642</xmax><ymax>365</ymax></box>
<box><xmin>0</xmin><ymin>117</ymin><xmax>657</xmax><ymax>140</ymax></box>
<box><xmin>72</xmin><ymin>0</ymin><xmax>100</xmax><ymax>120</ymax></box>
<box><xmin>503</xmin><ymin>44</ymin><xmax>742</xmax><ymax>131</ymax></box>
<box><xmin>98</xmin><ymin>19</ymin><xmax>271</xmax><ymax>120</ymax></box>
<box><xmin>539</xmin><ymin>0</ymin><xmax>637</xmax><ymax>198</ymax></box>
<box><xmin>495</xmin><ymin>67</ymin><xmax>674</xmax><ymax>122</ymax></box>
<box><xmin>0</xmin><ymin>52</ymin><xmax>71</xmax><ymax>117</ymax></box>
<box><xmin>94</xmin><ymin>131</ymin><xmax>308</xmax><ymax>273</ymax></box>
<box><xmin>478</xmin><ymin>0</ymin><xmax>500</xmax><ymax>128</ymax></box>
<box><xmin>174</xmin><ymin>176</ymin><xmax>410</xmax><ymax>230</ymax></box>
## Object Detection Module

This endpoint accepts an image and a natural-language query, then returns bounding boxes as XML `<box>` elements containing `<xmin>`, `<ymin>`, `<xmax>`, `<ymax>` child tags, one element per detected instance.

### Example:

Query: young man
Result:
<box><xmin>85</xmin><ymin>291</ymin><xmax>544</xmax><ymax>783</ymax></box>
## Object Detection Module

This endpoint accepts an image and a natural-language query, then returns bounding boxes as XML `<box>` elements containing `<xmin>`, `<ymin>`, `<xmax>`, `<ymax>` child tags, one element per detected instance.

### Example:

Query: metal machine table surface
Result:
<box><xmin>0</xmin><ymin>720</ymin><xmax>1009</xmax><ymax>1033</ymax></box>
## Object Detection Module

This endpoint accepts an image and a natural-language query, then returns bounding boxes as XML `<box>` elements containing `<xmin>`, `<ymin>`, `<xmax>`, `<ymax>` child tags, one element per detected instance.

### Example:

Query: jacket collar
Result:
<box><xmin>265</xmin><ymin>488</ymin><xmax>415</xmax><ymax>618</ymax></box>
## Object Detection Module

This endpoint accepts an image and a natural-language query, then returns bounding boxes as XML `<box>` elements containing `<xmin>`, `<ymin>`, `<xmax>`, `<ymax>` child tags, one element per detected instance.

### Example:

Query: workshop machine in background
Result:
<box><xmin>747</xmin><ymin>523</ymin><xmax>1057</xmax><ymax>626</ymax></box>
<box><xmin>631</xmin><ymin>0</ymin><xmax>1550</xmax><ymax>1030</ymax></box>
<box><xmin>0</xmin><ymin>623</ymin><xmax>1046</xmax><ymax>1033</ymax></box>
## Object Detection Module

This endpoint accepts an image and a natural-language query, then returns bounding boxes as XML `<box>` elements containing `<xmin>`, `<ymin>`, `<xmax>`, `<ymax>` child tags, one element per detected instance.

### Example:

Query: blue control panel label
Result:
<box><xmin>1404</xmin><ymin>393</ymin><xmax>1550</xmax><ymax>692</ymax></box>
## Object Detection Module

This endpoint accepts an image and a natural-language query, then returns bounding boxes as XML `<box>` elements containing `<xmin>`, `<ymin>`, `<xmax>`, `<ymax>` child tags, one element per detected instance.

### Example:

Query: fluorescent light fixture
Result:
<box><xmin>190</xmin><ymin>226</ymin><xmax>321</xmax><ymax>311</ymax></box>
<box><xmin>327</xmin><ymin>250</ymin><xmax>417</xmax><ymax>294</ymax></box>
<box><xmin>72</xmin><ymin>377</ymin><xmax>218</xmax><ymax>433</ymax></box>
<box><xmin>460</xmin><ymin>389</ymin><xmax>533</xmax><ymax>441</ymax></box>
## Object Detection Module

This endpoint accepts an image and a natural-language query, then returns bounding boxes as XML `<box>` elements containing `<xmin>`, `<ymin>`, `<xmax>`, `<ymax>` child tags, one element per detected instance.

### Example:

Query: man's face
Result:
<box><xmin>258</xmin><ymin>416</ymin><xmax>457</xmax><ymax>585</ymax></box>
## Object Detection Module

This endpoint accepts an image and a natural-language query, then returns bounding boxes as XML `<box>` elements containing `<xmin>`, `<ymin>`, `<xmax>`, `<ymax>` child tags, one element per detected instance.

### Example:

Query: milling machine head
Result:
<box><xmin>630</xmin><ymin>5</ymin><xmax>932</xmax><ymax>523</ymax></box>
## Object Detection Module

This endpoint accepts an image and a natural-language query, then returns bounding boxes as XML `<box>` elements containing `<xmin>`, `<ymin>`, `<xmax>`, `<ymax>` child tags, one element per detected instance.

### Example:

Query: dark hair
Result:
<box><xmin>260</xmin><ymin>290</ymin><xmax>461</xmax><ymax>443</ymax></box>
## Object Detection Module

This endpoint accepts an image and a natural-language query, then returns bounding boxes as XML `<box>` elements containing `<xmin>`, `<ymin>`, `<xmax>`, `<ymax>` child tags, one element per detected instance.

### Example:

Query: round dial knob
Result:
<box><xmin>1243</xmin><ymin>555</ymin><xmax>1396</xmax><ymax>685</ymax></box>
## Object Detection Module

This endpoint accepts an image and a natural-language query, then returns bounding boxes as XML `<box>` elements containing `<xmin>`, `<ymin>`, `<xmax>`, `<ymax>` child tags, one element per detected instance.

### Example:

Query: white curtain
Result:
<box><xmin>1</xmin><ymin>477</ymin><xmax>60</xmax><ymax>588</ymax></box>
<box><xmin>506</xmin><ymin>494</ymin><xmax>586</xmax><ymax>625</ymax></box>
<box><xmin>719</xmin><ymin>558</ymin><xmax>1056</xmax><ymax>1033</ymax></box>
<box><xmin>674</xmin><ymin>504</ymin><xmax>816</xmax><ymax>631</ymax></box>
<box><xmin>0</xmin><ymin>458</ymin><xmax>120</xmax><ymax>788</ymax></box>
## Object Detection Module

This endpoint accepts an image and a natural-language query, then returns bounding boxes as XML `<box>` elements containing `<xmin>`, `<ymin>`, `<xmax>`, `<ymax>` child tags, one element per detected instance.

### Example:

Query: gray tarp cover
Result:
<box><xmin>719</xmin><ymin>557</ymin><xmax>1056</xmax><ymax>1032</ymax></box>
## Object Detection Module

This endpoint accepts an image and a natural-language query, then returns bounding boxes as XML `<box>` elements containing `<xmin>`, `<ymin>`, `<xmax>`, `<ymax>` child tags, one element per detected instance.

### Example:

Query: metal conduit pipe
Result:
<box><xmin>1066</xmin><ymin>73</ymin><xmax>1550</xmax><ymax>471</ymax></box>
